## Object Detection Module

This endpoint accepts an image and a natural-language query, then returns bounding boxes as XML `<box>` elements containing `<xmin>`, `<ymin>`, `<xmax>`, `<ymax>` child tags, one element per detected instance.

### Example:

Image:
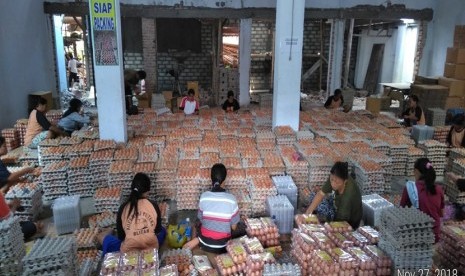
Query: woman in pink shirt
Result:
<box><xmin>400</xmin><ymin>158</ymin><xmax>444</xmax><ymax>242</ymax></box>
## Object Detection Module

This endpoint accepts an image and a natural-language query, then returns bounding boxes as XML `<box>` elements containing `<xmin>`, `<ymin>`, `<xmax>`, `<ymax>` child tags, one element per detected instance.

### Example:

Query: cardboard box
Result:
<box><xmin>445</xmin><ymin>96</ymin><xmax>465</xmax><ymax>109</ymax></box>
<box><xmin>366</xmin><ymin>97</ymin><xmax>382</xmax><ymax>114</ymax></box>
<box><xmin>455</xmin><ymin>64</ymin><xmax>465</xmax><ymax>80</ymax></box>
<box><xmin>444</xmin><ymin>63</ymin><xmax>456</xmax><ymax>78</ymax></box>
<box><xmin>162</xmin><ymin>91</ymin><xmax>173</xmax><ymax>101</ymax></box>
<box><xmin>438</xmin><ymin>77</ymin><xmax>465</xmax><ymax>97</ymax></box>
<box><xmin>446</xmin><ymin>48</ymin><xmax>459</xmax><ymax>63</ymax></box>
<box><xmin>187</xmin><ymin>81</ymin><xmax>200</xmax><ymax>98</ymax></box>
<box><xmin>458</xmin><ymin>49</ymin><xmax>465</xmax><ymax>64</ymax></box>
<box><xmin>414</xmin><ymin>75</ymin><xmax>439</xmax><ymax>85</ymax></box>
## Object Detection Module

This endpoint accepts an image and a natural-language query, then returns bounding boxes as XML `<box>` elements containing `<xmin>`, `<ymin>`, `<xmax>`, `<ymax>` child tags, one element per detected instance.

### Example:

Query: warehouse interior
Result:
<box><xmin>2</xmin><ymin>0</ymin><xmax>465</xmax><ymax>275</ymax></box>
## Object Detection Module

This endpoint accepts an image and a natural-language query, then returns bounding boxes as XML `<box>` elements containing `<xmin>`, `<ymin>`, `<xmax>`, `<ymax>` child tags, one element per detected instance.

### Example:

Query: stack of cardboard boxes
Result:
<box><xmin>441</xmin><ymin>25</ymin><xmax>465</xmax><ymax>109</ymax></box>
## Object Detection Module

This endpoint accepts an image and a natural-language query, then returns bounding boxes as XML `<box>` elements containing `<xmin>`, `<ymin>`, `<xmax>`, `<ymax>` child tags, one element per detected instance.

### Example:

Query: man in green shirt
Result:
<box><xmin>306</xmin><ymin>162</ymin><xmax>363</xmax><ymax>229</ymax></box>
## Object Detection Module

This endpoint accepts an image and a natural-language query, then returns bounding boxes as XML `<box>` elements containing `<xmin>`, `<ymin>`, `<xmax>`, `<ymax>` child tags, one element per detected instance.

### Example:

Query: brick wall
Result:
<box><xmin>250</xmin><ymin>20</ymin><xmax>273</xmax><ymax>91</ymax></box>
<box><xmin>156</xmin><ymin>22</ymin><xmax>213</xmax><ymax>93</ymax></box>
<box><xmin>301</xmin><ymin>20</ymin><xmax>331</xmax><ymax>92</ymax></box>
<box><xmin>142</xmin><ymin>18</ymin><xmax>157</xmax><ymax>94</ymax></box>
<box><xmin>123</xmin><ymin>52</ymin><xmax>144</xmax><ymax>70</ymax></box>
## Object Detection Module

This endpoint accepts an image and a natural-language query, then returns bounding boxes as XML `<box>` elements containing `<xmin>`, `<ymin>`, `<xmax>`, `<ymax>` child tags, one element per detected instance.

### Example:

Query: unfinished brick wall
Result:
<box><xmin>156</xmin><ymin>22</ymin><xmax>213</xmax><ymax>93</ymax></box>
<box><xmin>142</xmin><ymin>18</ymin><xmax>157</xmax><ymax>94</ymax></box>
<box><xmin>250</xmin><ymin>20</ymin><xmax>274</xmax><ymax>91</ymax></box>
<box><xmin>123</xmin><ymin>52</ymin><xmax>144</xmax><ymax>70</ymax></box>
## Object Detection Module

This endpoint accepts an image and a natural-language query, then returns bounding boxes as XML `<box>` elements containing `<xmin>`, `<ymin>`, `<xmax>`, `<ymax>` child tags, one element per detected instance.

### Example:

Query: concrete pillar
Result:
<box><xmin>327</xmin><ymin>19</ymin><xmax>345</xmax><ymax>96</ymax></box>
<box><xmin>272</xmin><ymin>0</ymin><xmax>305</xmax><ymax>131</ymax></box>
<box><xmin>53</xmin><ymin>15</ymin><xmax>67</xmax><ymax>92</ymax></box>
<box><xmin>239</xmin><ymin>18</ymin><xmax>252</xmax><ymax>106</ymax></box>
<box><xmin>142</xmin><ymin>18</ymin><xmax>157</xmax><ymax>95</ymax></box>
<box><xmin>89</xmin><ymin>0</ymin><xmax>127</xmax><ymax>142</ymax></box>
<box><xmin>393</xmin><ymin>24</ymin><xmax>407</xmax><ymax>83</ymax></box>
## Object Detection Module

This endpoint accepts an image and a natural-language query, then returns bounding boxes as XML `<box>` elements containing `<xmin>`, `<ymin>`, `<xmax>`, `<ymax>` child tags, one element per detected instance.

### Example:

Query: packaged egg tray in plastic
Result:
<box><xmin>244</xmin><ymin>252</ymin><xmax>275</xmax><ymax>276</ymax></box>
<box><xmin>362</xmin><ymin>245</ymin><xmax>392</xmax><ymax>268</ymax></box>
<box><xmin>161</xmin><ymin>249</ymin><xmax>193</xmax><ymax>276</ymax></box>
<box><xmin>22</xmin><ymin>237</ymin><xmax>77</xmax><ymax>276</ymax></box>
<box><xmin>215</xmin><ymin>253</ymin><xmax>245</xmax><ymax>276</ymax></box>
<box><xmin>326</xmin><ymin>232</ymin><xmax>355</xmax><ymax>249</ymax></box>
<box><xmin>246</xmin><ymin>217</ymin><xmax>280</xmax><ymax>247</ymax></box>
<box><xmin>74</xmin><ymin>228</ymin><xmax>99</xmax><ymax>249</ymax></box>
<box><xmin>100</xmin><ymin>252</ymin><xmax>120</xmax><ymax>275</ymax></box>
<box><xmin>262</xmin><ymin>263</ymin><xmax>301</xmax><ymax>276</ymax></box>
<box><xmin>305</xmin><ymin>249</ymin><xmax>339</xmax><ymax>276</ymax></box>
<box><xmin>328</xmin><ymin>247</ymin><xmax>358</xmax><ymax>274</ymax></box>
<box><xmin>347</xmin><ymin>246</ymin><xmax>376</xmax><ymax>273</ymax></box>
<box><xmin>343</xmin><ymin>231</ymin><xmax>370</xmax><ymax>247</ymax></box>
<box><xmin>226</xmin><ymin>239</ymin><xmax>248</xmax><ymax>264</ymax></box>
<box><xmin>77</xmin><ymin>249</ymin><xmax>101</xmax><ymax>265</ymax></box>
<box><xmin>357</xmin><ymin>226</ymin><xmax>380</xmax><ymax>244</ymax></box>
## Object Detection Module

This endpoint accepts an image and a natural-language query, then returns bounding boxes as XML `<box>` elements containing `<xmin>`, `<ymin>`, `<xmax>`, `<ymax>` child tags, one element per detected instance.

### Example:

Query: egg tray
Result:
<box><xmin>0</xmin><ymin>262</ymin><xmax>22</xmax><ymax>276</ymax></box>
<box><xmin>382</xmin><ymin>231</ymin><xmax>435</xmax><ymax>249</ymax></box>
<box><xmin>88</xmin><ymin>211</ymin><xmax>117</xmax><ymax>228</ymax></box>
<box><xmin>22</xmin><ymin>237</ymin><xmax>77</xmax><ymax>273</ymax></box>
<box><xmin>74</xmin><ymin>228</ymin><xmax>99</xmax><ymax>249</ymax></box>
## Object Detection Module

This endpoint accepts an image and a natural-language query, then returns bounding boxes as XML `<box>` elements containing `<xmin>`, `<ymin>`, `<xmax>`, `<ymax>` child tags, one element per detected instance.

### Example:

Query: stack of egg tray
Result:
<box><xmin>425</xmin><ymin>108</ymin><xmax>447</xmax><ymax>126</ymax></box>
<box><xmin>366</xmin><ymin>140</ymin><xmax>390</xmax><ymax>156</ymax></box>
<box><xmin>41</xmin><ymin>161</ymin><xmax>68</xmax><ymax>201</ymax></box>
<box><xmin>45</xmin><ymin>109</ymin><xmax>63</xmax><ymax>125</ymax></box>
<box><xmin>22</xmin><ymin>237</ymin><xmax>78</xmax><ymax>276</ymax></box>
<box><xmin>88</xmin><ymin>211</ymin><xmax>117</xmax><ymax>229</ymax></box>
<box><xmin>224</xmin><ymin>169</ymin><xmax>247</xmax><ymax>193</ymax></box>
<box><xmin>94</xmin><ymin>187</ymin><xmax>122</xmax><ymax>213</ymax></box>
<box><xmin>272</xmin><ymin>175</ymin><xmax>298</xmax><ymax>210</ymax></box>
<box><xmin>437</xmin><ymin>224</ymin><xmax>465</xmax><ymax>272</ymax></box>
<box><xmin>411</xmin><ymin>125</ymin><xmax>435</xmax><ymax>144</ymax></box>
<box><xmin>0</xmin><ymin>216</ymin><xmax>25</xmax><ymax>275</ymax></box>
<box><xmin>242</xmin><ymin>156</ymin><xmax>264</xmax><ymax>168</ymax></box>
<box><xmin>354</xmin><ymin>161</ymin><xmax>386</xmax><ymax>195</ymax></box>
<box><xmin>114</xmin><ymin>147</ymin><xmax>138</xmax><ymax>162</ymax></box>
<box><xmin>93</xmin><ymin>139</ymin><xmax>116</xmax><ymax>152</ymax></box>
<box><xmin>199</xmin><ymin>138</ymin><xmax>220</xmax><ymax>154</ymax></box>
<box><xmin>388</xmin><ymin>143</ymin><xmax>409</xmax><ymax>176</ymax></box>
<box><xmin>364</xmin><ymin>152</ymin><xmax>392</xmax><ymax>188</ymax></box>
<box><xmin>71</xmin><ymin>128</ymin><xmax>99</xmax><ymax>140</ymax></box>
<box><xmin>176</xmin><ymin>168</ymin><xmax>201</xmax><ymax>210</ymax></box>
<box><xmin>256</xmin><ymin>131</ymin><xmax>276</xmax><ymax>143</ymax></box>
<box><xmin>247</xmin><ymin>178</ymin><xmax>278</xmax><ymax>217</ymax></box>
<box><xmin>200</xmin><ymin>152</ymin><xmax>220</xmax><ymax>169</ymax></box>
<box><xmin>1</xmin><ymin>128</ymin><xmax>19</xmax><ymax>152</ymax></box>
<box><xmin>39</xmin><ymin>144</ymin><xmax>66</xmax><ymax>167</ymax></box>
<box><xmin>444</xmin><ymin>172</ymin><xmax>465</xmax><ymax>204</ymax></box>
<box><xmin>451</xmin><ymin>158</ymin><xmax>465</xmax><ymax>176</ymax></box>
<box><xmin>74</xmin><ymin>228</ymin><xmax>99</xmax><ymax>249</ymax></box>
<box><xmin>447</xmin><ymin>148</ymin><xmax>465</xmax><ymax>172</ymax></box>
<box><xmin>258</xmin><ymin>93</ymin><xmax>273</xmax><ymax>108</ymax></box>
<box><xmin>262</xmin><ymin>152</ymin><xmax>286</xmax><ymax>176</ymax></box>
<box><xmin>137</xmin><ymin>145</ymin><xmax>159</xmax><ymax>163</ymax></box>
<box><xmin>378</xmin><ymin>207</ymin><xmax>435</xmax><ymax>272</ymax></box>
<box><xmin>59</xmin><ymin>136</ymin><xmax>83</xmax><ymax>146</ymax></box>
<box><xmin>405</xmin><ymin>146</ymin><xmax>425</xmax><ymax>176</ymax></box>
<box><xmin>433</xmin><ymin>126</ymin><xmax>449</xmax><ymax>144</ymax></box>
<box><xmin>18</xmin><ymin>149</ymin><xmax>39</xmax><ymax>167</ymax></box>
<box><xmin>68</xmin><ymin>157</ymin><xmax>93</xmax><ymax>197</ymax></box>
<box><xmin>296</xmin><ymin>130</ymin><xmax>315</xmax><ymax>141</ymax></box>
<box><xmin>254</xmin><ymin>116</ymin><xmax>273</xmax><ymax>128</ymax></box>
<box><xmin>5</xmin><ymin>182</ymin><xmax>43</xmax><ymax>221</ymax></box>
<box><xmin>307</xmin><ymin>158</ymin><xmax>333</xmax><ymax>188</ymax></box>
<box><xmin>417</xmin><ymin>140</ymin><xmax>447</xmax><ymax>175</ymax></box>
<box><xmin>14</xmin><ymin>119</ymin><xmax>28</xmax><ymax>146</ymax></box>
<box><xmin>153</xmin><ymin>158</ymin><xmax>177</xmax><ymax>201</ymax></box>
<box><xmin>67</xmin><ymin>140</ymin><xmax>94</xmax><ymax>158</ymax></box>
<box><xmin>179</xmin><ymin>147</ymin><xmax>200</xmax><ymax>160</ymax></box>
<box><xmin>144</xmin><ymin>135</ymin><xmax>166</xmax><ymax>150</ymax></box>
<box><xmin>108</xmin><ymin>160</ymin><xmax>135</xmax><ymax>196</ymax></box>
<box><xmin>232</xmin><ymin>190</ymin><xmax>252</xmax><ymax>217</ymax></box>
<box><xmin>274</xmin><ymin>126</ymin><xmax>296</xmax><ymax>146</ymax></box>
<box><xmin>361</xmin><ymin>194</ymin><xmax>394</xmax><ymax>227</ymax></box>
<box><xmin>237</xmin><ymin>128</ymin><xmax>256</xmax><ymax>139</ymax></box>
<box><xmin>89</xmin><ymin>149</ymin><xmax>114</xmax><ymax>189</ymax></box>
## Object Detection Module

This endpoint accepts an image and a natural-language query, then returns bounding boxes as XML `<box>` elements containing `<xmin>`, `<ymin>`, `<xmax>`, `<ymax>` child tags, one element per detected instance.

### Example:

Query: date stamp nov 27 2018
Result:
<box><xmin>397</xmin><ymin>269</ymin><xmax>458</xmax><ymax>276</ymax></box>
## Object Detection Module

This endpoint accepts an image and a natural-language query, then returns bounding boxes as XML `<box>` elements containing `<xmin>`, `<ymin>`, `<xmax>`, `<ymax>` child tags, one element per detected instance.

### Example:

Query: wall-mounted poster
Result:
<box><xmin>90</xmin><ymin>0</ymin><xmax>119</xmax><ymax>66</ymax></box>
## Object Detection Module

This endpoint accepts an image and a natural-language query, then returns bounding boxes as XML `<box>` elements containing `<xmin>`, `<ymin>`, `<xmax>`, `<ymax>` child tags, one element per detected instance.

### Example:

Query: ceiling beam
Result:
<box><xmin>44</xmin><ymin>2</ymin><xmax>433</xmax><ymax>21</ymax></box>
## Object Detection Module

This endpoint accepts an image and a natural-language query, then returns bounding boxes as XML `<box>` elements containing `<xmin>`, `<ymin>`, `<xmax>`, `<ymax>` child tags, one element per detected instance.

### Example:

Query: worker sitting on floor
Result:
<box><xmin>24</xmin><ymin>97</ymin><xmax>68</xmax><ymax>149</ymax></box>
<box><xmin>97</xmin><ymin>173</ymin><xmax>166</xmax><ymax>255</ymax></box>
<box><xmin>179</xmin><ymin>89</ymin><xmax>199</xmax><ymax>115</ymax></box>
<box><xmin>324</xmin><ymin>89</ymin><xmax>344</xmax><ymax>109</ymax></box>
<box><xmin>447</xmin><ymin>114</ymin><xmax>465</xmax><ymax>148</ymax></box>
<box><xmin>222</xmin><ymin>91</ymin><xmax>240</xmax><ymax>113</ymax></box>
<box><xmin>0</xmin><ymin>137</ymin><xmax>37</xmax><ymax>194</ymax></box>
<box><xmin>401</xmin><ymin>95</ymin><xmax>425</xmax><ymax>127</ymax></box>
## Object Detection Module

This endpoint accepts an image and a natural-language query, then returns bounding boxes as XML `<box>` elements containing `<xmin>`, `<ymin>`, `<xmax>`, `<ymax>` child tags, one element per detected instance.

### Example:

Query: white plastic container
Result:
<box><xmin>53</xmin><ymin>195</ymin><xmax>81</xmax><ymax>235</ymax></box>
<box><xmin>272</xmin><ymin>175</ymin><xmax>298</xmax><ymax>210</ymax></box>
<box><xmin>266</xmin><ymin>195</ymin><xmax>294</xmax><ymax>234</ymax></box>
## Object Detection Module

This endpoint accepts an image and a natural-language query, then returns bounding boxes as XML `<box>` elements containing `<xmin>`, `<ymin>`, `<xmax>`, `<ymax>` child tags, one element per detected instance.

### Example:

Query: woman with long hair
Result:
<box><xmin>98</xmin><ymin>173</ymin><xmax>165</xmax><ymax>255</ymax></box>
<box><xmin>58</xmin><ymin>98</ymin><xmax>90</xmax><ymax>135</ymax></box>
<box><xmin>183</xmin><ymin>163</ymin><xmax>240</xmax><ymax>253</ymax></box>
<box><xmin>400</xmin><ymin>158</ymin><xmax>444</xmax><ymax>242</ymax></box>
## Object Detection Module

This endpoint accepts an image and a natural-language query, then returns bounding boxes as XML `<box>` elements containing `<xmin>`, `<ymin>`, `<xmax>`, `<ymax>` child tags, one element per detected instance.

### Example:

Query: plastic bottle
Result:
<box><xmin>185</xmin><ymin>218</ymin><xmax>192</xmax><ymax>241</ymax></box>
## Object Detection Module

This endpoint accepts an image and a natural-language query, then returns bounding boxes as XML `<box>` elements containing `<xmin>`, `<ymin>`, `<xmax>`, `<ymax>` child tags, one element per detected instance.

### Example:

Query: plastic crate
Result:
<box><xmin>53</xmin><ymin>195</ymin><xmax>81</xmax><ymax>235</ymax></box>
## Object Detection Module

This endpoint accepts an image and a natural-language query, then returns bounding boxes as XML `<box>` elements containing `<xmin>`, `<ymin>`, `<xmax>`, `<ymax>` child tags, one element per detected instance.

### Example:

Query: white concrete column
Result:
<box><xmin>89</xmin><ymin>0</ymin><xmax>127</xmax><ymax>142</ymax></box>
<box><xmin>53</xmin><ymin>15</ymin><xmax>68</xmax><ymax>93</ymax></box>
<box><xmin>239</xmin><ymin>18</ymin><xmax>252</xmax><ymax>106</ymax></box>
<box><xmin>272</xmin><ymin>0</ymin><xmax>305</xmax><ymax>131</ymax></box>
<box><xmin>327</xmin><ymin>19</ymin><xmax>345</xmax><ymax>97</ymax></box>
<box><xmin>392</xmin><ymin>24</ymin><xmax>407</xmax><ymax>83</ymax></box>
